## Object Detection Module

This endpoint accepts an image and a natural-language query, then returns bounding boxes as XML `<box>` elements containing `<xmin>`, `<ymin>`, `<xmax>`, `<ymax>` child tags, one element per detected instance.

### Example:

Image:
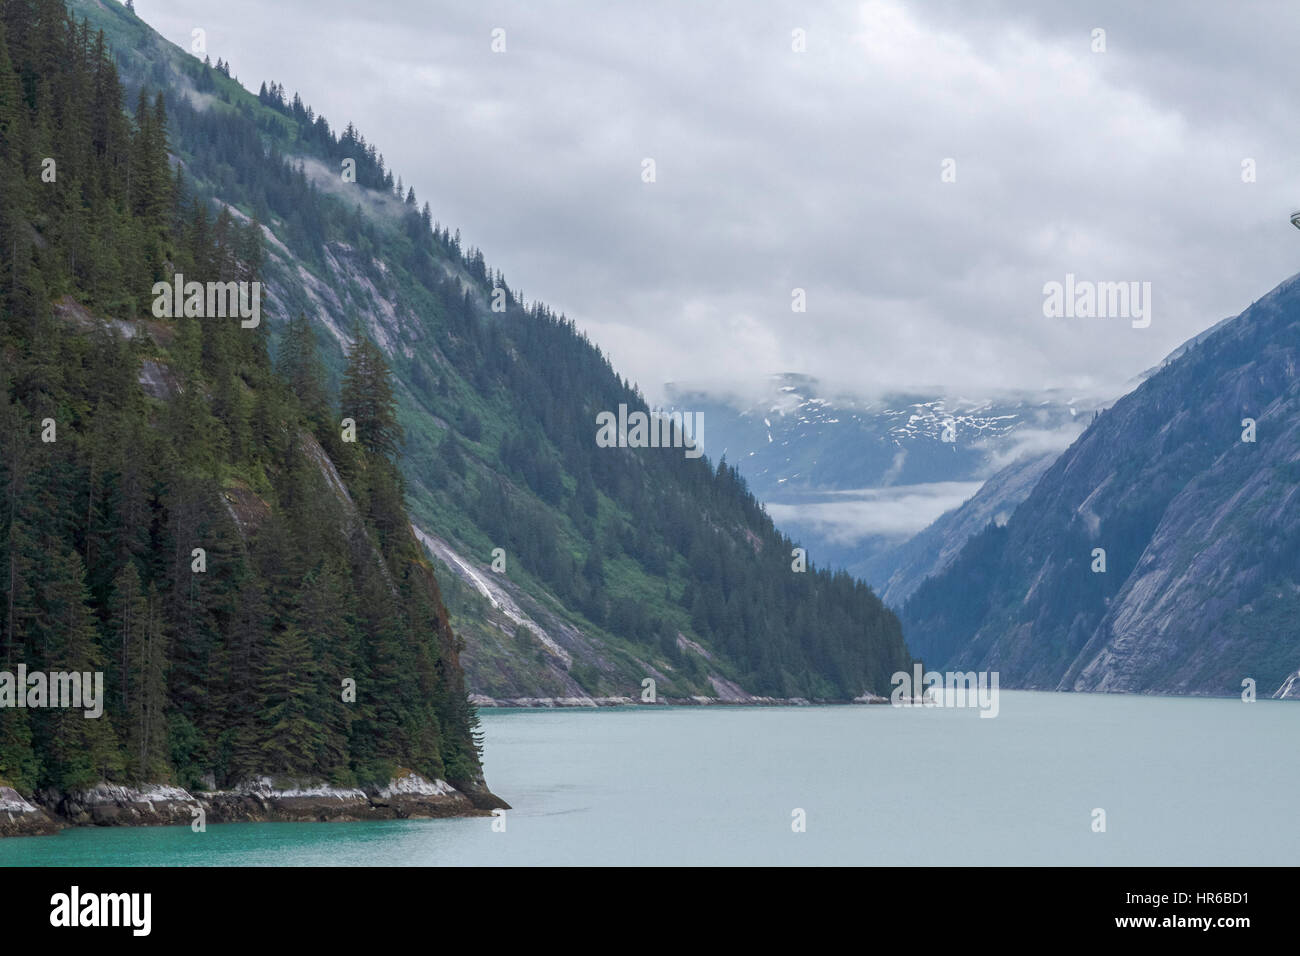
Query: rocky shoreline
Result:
<box><xmin>0</xmin><ymin>771</ymin><xmax>508</xmax><ymax>839</ymax></box>
<box><xmin>1</xmin><ymin>786</ymin><xmax>62</xmax><ymax>839</ymax></box>
<box><xmin>470</xmin><ymin>693</ymin><xmax>891</xmax><ymax>708</ymax></box>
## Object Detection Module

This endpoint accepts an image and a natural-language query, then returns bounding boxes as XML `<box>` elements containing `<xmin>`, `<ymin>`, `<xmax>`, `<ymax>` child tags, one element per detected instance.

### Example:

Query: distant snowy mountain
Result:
<box><xmin>666</xmin><ymin>375</ymin><xmax>1103</xmax><ymax>583</ymax></box>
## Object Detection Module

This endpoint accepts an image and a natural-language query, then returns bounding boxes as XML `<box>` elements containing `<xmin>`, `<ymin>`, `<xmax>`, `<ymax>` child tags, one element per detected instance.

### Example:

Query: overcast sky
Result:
<box><xmin>136</xmin><ymin>0</ymin><xmax>1300</xmax><ymax>407</ymax></box>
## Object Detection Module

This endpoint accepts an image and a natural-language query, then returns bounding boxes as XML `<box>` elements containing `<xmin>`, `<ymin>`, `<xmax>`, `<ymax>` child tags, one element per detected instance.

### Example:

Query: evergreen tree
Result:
<box><xmin>41</xmin><ymin>551</ymin><xmax>124</xmax><ymax>790</ymax></box>
<box><xmin>257</xmin><ymin>626</ymin><xmax>322</xmax><ymax>775</ymax></box>
<box><xmin>340</xmin><ymin>331</ymin><xmax>402</xmax><ymax>460</ymax></box>
<box><xmin>134</xmin><ymin>583</ymin><xmax>169</xmax><ymax>780</ymax></box>
<box><xmin>276</xmin><ymin>313</ymin><xmax>329</xmax><ymax>426</ymax></box>
<box><xmin>0</xmin><ymin>5</ymin><xmax>488</xmax><ymax>797</ymax></box>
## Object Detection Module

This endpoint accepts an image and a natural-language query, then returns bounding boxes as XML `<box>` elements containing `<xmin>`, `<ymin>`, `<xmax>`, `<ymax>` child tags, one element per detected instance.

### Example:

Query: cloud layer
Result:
<box><xmin>138</xmin><ymin>0</ymin><xmax>1300</xmax><ymax>404</ymax></box>
<box><xmin>767</xmin><ymin>481</ymin><xmax>987</xmax><ymax>542</ymax></box>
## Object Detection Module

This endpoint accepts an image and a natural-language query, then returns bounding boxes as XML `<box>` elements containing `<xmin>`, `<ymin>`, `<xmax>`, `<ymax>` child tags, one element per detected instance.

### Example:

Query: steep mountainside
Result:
<box><xmin>0</xmin><ymin>0</ymin><xmax>497</xmax><ymax>828</ymax></box>
<box><xmin>863</xmin><ymin>451</ymin><xmax>1058</xmax><ymax>608</ymax></box>
<box><xmin>66</xmin><ymin>0</ymin><xmax>912</xmax><ymax>702</ymax></box>
<box><xmin>902</xmin><ymin>274</ymin><xmax>1300</xmax><ymax>697</ymax></box>
<box><xmin>860</xmin><ymin>317</ymin><xmax>1250</xmax><ymax>611</ymax></box>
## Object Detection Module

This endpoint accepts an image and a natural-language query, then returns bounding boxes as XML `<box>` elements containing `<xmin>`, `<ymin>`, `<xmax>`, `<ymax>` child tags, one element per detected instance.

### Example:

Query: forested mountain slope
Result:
<box><xmin>0</xmin><ymin>0</ymin><xmax>494</xmax><ymax>820</ymax></box>
<box><xmin>65</xmin><ymin>0</ymin><xmax>912</xmax><ymax>702</ymax></box>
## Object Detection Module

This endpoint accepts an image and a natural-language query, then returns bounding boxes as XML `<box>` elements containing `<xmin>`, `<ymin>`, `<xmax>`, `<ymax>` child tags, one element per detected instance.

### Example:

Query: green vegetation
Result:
<box><xmin>0</xmin><ymin>0</ymin><xmax>483</xmax><ymax>796</ymax></box>
<box><xmin>59</xmin><ymin>0</ymin><xmax>913</xmax><ymax>702</ymax></box>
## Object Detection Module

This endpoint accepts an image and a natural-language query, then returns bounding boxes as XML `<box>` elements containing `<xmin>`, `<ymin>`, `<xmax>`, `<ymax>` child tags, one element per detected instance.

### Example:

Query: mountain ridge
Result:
<box><xmin>65</xmin><ymin>0</ymin><xmax>913</xmax><ymax>703</ymax></box>
<box><xmin>901</xmin><ymin>270</ymin><xmax>1300</xmax><ymax>697</ymax></box>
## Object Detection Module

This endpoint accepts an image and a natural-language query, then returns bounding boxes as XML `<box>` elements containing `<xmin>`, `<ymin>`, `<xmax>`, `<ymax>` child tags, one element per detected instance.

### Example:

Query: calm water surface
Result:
<box><xmin>1</xmin><ymin>691</ymin><xmax>1295</xmax><ymax>865</ymax></box>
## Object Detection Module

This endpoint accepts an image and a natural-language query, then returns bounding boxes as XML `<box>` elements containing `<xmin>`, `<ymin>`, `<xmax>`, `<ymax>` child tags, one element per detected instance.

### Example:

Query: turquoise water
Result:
<box><xmin>2</xmin><ymin>691</ymin><xmax>1296</xmax><ymax>865</ymax></box>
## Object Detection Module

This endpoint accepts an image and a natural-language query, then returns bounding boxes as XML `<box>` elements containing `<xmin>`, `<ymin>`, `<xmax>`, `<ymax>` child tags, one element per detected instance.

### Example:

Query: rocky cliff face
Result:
<box><xmin>902</xmin><ymin>273</ymin><xmax>1300</xmax><ymax>696</ymax></box>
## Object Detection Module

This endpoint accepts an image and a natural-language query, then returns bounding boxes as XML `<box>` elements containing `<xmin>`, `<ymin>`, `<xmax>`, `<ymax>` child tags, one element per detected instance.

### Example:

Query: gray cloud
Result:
<box><xmin>975</xmin><ymin>423</ymin><xmax>1088</xmax><ymax>474</ymax></box>
<box><xmin>767</xmin><ymin>481</ymin><xmax>987</xmax><ymax>541</ymax></box>
<box><xmin>137</xmin><ymin>0</ymin><xmax>1300</xmax><ymax>405</ymax></box>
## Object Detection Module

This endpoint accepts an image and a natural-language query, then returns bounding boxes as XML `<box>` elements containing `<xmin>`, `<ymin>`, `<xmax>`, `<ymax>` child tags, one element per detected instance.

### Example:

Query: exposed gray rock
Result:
<box><xmin>38</xmin><ymin>782</ymin><xmax>200</xmax><ymax>828</ymax></box>
<box><xmin>0</xmin><ymin>786</ymin><xmax>60</xmax><ymax>838</ymax></box>
<box><xmin>200</xmin><ymin>772</ymin><xmax>492</xmax><ymax>822</ymax></box>
<box><xmin>1</xmin><ymin>772</ymin><xmax>498</xmax><ymax>839</ymax></box>
<box><xmin>903</xmin><ymin>271</ymin><xmax>1300</xmax><ymax>696</ymax></box>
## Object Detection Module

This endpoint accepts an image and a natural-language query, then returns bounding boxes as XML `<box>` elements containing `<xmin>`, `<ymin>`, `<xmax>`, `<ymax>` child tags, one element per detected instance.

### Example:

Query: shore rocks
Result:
<box><xmin>1</xmin><ymin>772</ymin><xmax>505</xmax><ymax>838</ymax></box>
<box><xmin>0</xmin><ymin>786</ymin><xmax>61</xmax><ymax>838</ymax></box>
<box><xmin>445</xmin><ymin>774</ymin><xmax>512</xmax><ymax>812</ymax></box>
<box><xmin>201</xmin><ymin>772</ymin><xmax>493</xmax><ymax>822</ymax></box>
<box><xmin>366</xmin><ymin>771</ymin><xmax>491</xmax><ymax>817</ymax></box>
<box><xmin>470</xmin><ymin>693</ymin><xmax>869</xmax><ymax>707</ymax></box>
<box><xmin>37</xmin><ymin>783</ymin><xmax>199</xmax><ymax>828</ymax></box>
<box><xmin>201</xmin><ymin>778</ymin><xmax>373</xmax><ymax>824</ymax></box>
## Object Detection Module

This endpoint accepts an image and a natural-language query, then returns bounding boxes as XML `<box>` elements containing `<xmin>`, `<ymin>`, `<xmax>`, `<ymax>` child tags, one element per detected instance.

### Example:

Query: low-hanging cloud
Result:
<box><xmin>767</xmin><ymin>481</ymin><xmax>986</xmax><ymax>543</ymax></box>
